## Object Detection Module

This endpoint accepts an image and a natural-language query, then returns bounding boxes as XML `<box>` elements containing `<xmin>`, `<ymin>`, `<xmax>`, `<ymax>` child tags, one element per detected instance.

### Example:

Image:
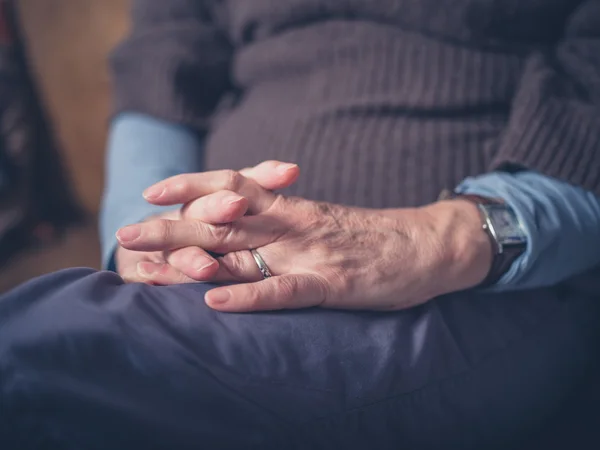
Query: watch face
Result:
<box><xmin>487</xmin><ymin>206</ymin><xmax>526</xmax><ymax>244</ymax></box>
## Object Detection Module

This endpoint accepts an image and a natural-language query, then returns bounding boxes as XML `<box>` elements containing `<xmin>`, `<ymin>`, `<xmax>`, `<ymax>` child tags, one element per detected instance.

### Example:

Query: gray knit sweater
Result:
<box><xmin>110</xmin><ymin>0</ymin><xmax>600</xmax><ymax>208</ymax></box>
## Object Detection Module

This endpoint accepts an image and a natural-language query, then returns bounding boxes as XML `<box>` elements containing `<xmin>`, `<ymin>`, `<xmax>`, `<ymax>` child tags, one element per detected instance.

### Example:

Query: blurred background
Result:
<box><xmin>0</xmin><ymin>0</ymin><xmax>130</xmax><ymax>292</ymax></box>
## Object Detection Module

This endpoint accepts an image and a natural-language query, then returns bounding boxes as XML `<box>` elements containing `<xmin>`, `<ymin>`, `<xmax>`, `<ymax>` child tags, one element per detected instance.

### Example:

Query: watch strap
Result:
<box><xmin>449</xmin><ymin>193</ymin><xmax>525</xmax><ymax>288</ymax></box>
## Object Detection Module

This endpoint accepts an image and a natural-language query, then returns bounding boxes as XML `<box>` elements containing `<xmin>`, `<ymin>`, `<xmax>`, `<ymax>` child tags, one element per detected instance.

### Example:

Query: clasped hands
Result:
<box><xmin>116</xmin><ymin>161</ymin><xmax>492</xmax><ymax>312</ymax></box>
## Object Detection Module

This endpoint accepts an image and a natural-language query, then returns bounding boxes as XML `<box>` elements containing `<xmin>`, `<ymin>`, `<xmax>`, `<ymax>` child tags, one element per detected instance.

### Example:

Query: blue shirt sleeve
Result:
<box><xmin>99</xmin><ymin>113</ymin><xmax>204</xmax><ymax>270</ymax></box>
<box><xmin>456</xmin><ymin>171</ymin><xmax>600</xmax><ymax>291</ymax></box>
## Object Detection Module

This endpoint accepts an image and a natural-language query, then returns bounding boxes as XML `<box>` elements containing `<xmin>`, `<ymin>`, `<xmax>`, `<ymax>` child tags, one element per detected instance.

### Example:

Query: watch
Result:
<box><xmin>449</xmin><ymin>193</ymin><xmax>527</xmax><ymax>287</ymax></box>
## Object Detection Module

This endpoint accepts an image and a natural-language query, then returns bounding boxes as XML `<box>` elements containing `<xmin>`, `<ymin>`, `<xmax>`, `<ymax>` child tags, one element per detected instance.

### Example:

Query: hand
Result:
<box><xmin>117</xmin><ymin>164</ymin><xmax>493</xmax><ymax>312</ymax></box>
<box><xmin>115</xmin><ymin>161</ymin><xmax>300</xmax><ymax>283</ymax></box>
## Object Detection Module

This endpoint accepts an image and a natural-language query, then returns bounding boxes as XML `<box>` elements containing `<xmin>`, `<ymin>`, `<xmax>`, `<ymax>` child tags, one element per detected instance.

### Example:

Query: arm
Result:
<box><xmin>100</xmin><ymin>114</ymin><xmax>204</xmax><ymax>270</ymax></box>
<box><xmin>490</xmin><ymin>0</ymin><xmax>600</xmax><ymax>196</ymax></box>
<box><xmin>457</xmin><ymin>171</ymin><xmax>600</xmax><ymax>291</ymax></box>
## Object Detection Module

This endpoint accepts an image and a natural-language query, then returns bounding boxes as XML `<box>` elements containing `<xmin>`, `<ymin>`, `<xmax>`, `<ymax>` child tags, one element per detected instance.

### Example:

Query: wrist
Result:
<box><xmin>420</xmin><ymin>200</ymin><xmax>493</xmax><ymax>293</ymax></box>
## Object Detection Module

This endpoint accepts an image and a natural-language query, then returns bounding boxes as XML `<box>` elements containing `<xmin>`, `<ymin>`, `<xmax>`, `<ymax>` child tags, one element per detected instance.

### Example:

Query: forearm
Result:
<box><xmin>100</xmin><ymin>113</ymin><xmax>204</xmax><ymax>269</ymax></box>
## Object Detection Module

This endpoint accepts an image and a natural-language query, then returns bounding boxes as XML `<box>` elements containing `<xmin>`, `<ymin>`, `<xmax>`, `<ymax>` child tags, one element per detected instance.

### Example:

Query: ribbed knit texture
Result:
<box><xmin>111</xmin><ymin>0</ymin><xmax>600</xmax><ymax>207</ymax></box>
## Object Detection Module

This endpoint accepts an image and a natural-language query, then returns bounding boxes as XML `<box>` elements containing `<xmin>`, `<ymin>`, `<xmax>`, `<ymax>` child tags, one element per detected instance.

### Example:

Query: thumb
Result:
<box><xmin>240</xmin><ymin>160</ymin><xmax>300</xmax><ymax>191</ymax></box>
<box><xmin>204</xmin><ymin>274</ymin><xmax>328</xmax><ymax>312</ymax></box>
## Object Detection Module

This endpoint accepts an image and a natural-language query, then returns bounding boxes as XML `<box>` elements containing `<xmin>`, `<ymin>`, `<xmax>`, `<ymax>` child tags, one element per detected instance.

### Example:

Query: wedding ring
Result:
<box><xmin>250</xmin><ymin>249</ymin><xmax>273</xmax><ymax>279</ymax></box>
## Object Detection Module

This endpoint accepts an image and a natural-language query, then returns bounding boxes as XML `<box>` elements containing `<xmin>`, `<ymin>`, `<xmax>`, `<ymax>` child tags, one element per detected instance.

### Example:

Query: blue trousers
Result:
<box><xmin>0</xmin><ymin>268</ymin><xmax>599</xmax><ymax>449</ymax></box>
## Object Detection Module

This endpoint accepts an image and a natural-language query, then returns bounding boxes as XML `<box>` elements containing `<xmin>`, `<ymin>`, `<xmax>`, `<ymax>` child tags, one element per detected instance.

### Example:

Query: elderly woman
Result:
<box><xmin>1</xmin><ymin>0</ymin><xmax>600</xmax><ymax>448</ymax></box>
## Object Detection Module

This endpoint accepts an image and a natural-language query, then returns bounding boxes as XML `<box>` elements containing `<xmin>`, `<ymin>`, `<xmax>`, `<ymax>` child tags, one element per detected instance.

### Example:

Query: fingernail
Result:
<box><xmin>143</xmin><ymin>185</ymin><xmax>166</xmax><ymax>200</ymax></box>
<box><xmin>137</xmin><ymin>262</ymin><xmax>158</xmax><ymax>277</ymax></box>
<box><xmin>116</xmin><ymin>225</ymin><xmax>141</xmax><ymax>243</ymax></box>
<box><xmin>193</xmin><ymin>256</ymin><xmax>216</xmax><ymax>272</ymax></box>
<box><xmin>277</xmin><ymin>163</ymin><xmax>298</xmax><ymax>175</ymax></box>
<box><xmin>223</xmin><ymin>194</ymin><xmax>244</xmax><ymax>206</ymax></box>
<box><xmin>206</xmin><ymin>289</ymin><xmax>231</xmax><ymax>305</ymax></box>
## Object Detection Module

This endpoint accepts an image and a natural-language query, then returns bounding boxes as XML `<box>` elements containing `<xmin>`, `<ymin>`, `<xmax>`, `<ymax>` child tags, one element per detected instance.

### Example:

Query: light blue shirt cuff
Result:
<box><xmin>99</xmin><ymin>113</ymin><xmax>204</xmax><ymax>270</ymax></box>
<box><xmin>457</xmin><ymin>171</ymin><xmax>600</xmax><ymax>291</ymax></box>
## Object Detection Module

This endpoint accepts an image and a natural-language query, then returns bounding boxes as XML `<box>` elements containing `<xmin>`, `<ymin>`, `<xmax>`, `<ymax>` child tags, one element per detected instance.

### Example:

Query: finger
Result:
<box><xmin>116</xmin><ymin>247</ymin><xmax>199</xmax><ymax>285</ymax></box>
<box><xmin>165</xmin><ymin>246</ymin><xmax>220</xmax><ymax>281</ymax></box>
<box><xmin>116</xmin><ymin>248</ymin><xmax>157</xmax><ymax>284</ymax></box>
<box><xmin>136</xmin><ymin>261</ymin><xmax>199</xmax><ymax>285</ymax></box>
<box><xmin>204</xmin><ymin>274</ymin><xmax>328</xmax><ymax>312</ymax></box>
<box><xmin>180</xmin><ymin>190</ymin><xmax>248</xmax><ymax>223</ymax></box>
<box><xmin>143</xmin><ymin>170</ymin><xmax>276</xmax><ymax>213</ymax></box>
<box><xmin>175</xmin><ymin>248</ymin><xmax>278</xmax><ymax>285</ymax></box>
<box><xmin>192</xmin><ymin>248</ymin><xmax>285</xmax><ymax>284</ymax></box>
<box><xmin>239</xmin><ymin>160</ymin><xmax>300</xmax><ymax>191</ymax></box>
<box><xmin>120</xmin><ymin>265</ymin><xmax>154</xmax><ymax>284</ymax></box>
<box><xmin>116</xmin><ymin>215</ymin><xmax>283</xmax><ymax>254</ymax></box>
<box><xmin>210</xmin><ymin>249</ymin><xmax>266</xmax><ymax>283</ymax></box>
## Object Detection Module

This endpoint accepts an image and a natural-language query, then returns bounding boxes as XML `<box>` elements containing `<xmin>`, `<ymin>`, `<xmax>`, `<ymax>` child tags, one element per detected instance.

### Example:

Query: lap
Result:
<box><xmin>1</xmin><ymin>269</ymin><xmax>598</xmax><ymax>449</ymax></box>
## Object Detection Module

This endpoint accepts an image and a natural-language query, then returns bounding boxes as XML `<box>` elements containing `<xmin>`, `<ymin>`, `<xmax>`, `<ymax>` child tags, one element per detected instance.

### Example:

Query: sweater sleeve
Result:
<box><xmin>109</xmin><ymin>0</ymin><xmax>232</xmax><ymax>130</ymax></box>
<box><xmin>490</xmin><ymin>0</ymin><xmax>600</xmax><ymax>196</ymax></box>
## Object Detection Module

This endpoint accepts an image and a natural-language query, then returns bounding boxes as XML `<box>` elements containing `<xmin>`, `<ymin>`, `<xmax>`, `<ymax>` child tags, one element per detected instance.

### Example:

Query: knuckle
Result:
<box><xmin>312</xmin><ymin>201</ymin><xmax>332</xmax><ymax>216</ymax></box>
<box><xmin>222</xmin><ymin>170</ymin><xmax>243</xmax><ymax>191</ymax></box>
<box><xmin>207</xmin><ymin>222</ymin><xmax>234</xmax><ymax>243</ymax></box>
<box><xmin>315</xmin><ymin>272</ymin><xmax>332</xmax><ymax>293</ymax></box>
<box><xmin>221</xmin><ymin>251</ymin><xmax>249</xmax><ymax>278</ymax></box>
<box><xmin>154</xmin><ymin>219</ymin><xmax>173</xmax><ymax>241</ymax></box>
<box><xmin>311</xmin><ymin>274</ymin><xmax>333</xmax><ymax>305</ymax></box>
<box><xmin>292</xmin><ymin>199</ymin><xmax>331</xmax><ymax>229</ymax></box>
<box><xmin>274</xmin><ymin>276</ymin><xmax>300</xmax><ymax>301</ymax></box>
<box><xmin>244</xmin><ymin>285</ymin><xmax>262</xmax><ymax>309</ymax></box>
<box><xmin>304</xmin><ymin>267</ymin><xmax>338</xmax><ymax>300</ymax></box>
